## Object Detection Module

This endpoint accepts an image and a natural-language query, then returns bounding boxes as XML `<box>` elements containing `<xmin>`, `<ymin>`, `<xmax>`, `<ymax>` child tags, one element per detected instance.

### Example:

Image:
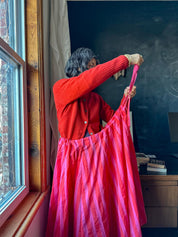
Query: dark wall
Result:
<box><xmin>68</xmin><ymin>1</ymin><xmax>178</xmax><ymax>173</ymax></box>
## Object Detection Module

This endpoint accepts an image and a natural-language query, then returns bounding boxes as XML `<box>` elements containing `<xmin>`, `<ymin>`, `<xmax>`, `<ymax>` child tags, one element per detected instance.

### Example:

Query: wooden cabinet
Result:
<box><xmin>140</xmin><ymin>175</ymin><xmax>178</xmax><ymax>227</ymax></box>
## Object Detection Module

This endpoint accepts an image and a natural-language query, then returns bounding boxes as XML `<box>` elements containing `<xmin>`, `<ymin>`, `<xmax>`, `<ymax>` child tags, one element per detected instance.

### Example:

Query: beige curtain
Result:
<box><xmin>43</xmin><ymin>0</ymin><xmax>71</xmax><ymax>175</ymax></box>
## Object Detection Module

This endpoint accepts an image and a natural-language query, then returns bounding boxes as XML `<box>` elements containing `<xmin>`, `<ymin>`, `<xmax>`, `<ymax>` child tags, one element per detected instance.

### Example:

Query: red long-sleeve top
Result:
<box><xmin>53</xmin><ymin>55</ymin><xmax>129</xmax><ymax>139</ymax></box>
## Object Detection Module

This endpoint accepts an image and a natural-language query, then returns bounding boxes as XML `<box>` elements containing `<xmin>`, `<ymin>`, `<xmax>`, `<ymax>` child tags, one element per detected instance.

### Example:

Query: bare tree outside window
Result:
<box><xmin>0</xmin><ymin>0</ymin><xmax>28</xmax><ymax>227</ymax></box>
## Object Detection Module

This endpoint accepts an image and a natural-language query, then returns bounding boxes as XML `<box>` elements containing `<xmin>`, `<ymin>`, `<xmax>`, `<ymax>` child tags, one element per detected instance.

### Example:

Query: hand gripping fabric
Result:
<box><xmin>46</xmin><ymin>65</ymin><xmax>147</xmax><ymax>237</ymax></box>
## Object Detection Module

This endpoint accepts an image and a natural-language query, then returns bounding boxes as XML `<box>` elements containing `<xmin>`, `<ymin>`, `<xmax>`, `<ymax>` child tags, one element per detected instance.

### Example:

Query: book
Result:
<box><xmin>147</xmin><ymin>154</ymin><xmax>157</xmax><ymax>159</ymax></box>
<box><xmin>147</xmin><ymin>159</ymin><xmax>166</xmax><ymax>169</ymax></box>
<box><xmin>147</xmin><ymin>162</ymin><xmax>165</xmax><ymax>169</ymax></box>
<box><xmin>147</xmin><ymin>166</ymin><xmax>167</xmax><ymax>174</ymax></box>
<box><xmin>136</xmin><ymin>153</ymin><xmax>150</xmax><ymax>167</ymax></box>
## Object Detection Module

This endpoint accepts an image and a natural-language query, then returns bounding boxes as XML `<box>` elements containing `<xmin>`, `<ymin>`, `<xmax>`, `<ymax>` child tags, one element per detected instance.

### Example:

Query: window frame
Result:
<box><xmin>0</xmin><ymin>37</ymin><xmax>29</xmax><ymax>228</ymax></box>
<box><xmin>0</xmin><ymin>0</ymin><xmax>48</xmax><ymax>234</ymax></box>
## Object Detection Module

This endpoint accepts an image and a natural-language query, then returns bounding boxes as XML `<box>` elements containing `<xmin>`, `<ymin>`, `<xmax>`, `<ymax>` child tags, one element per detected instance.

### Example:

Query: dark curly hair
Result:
<box><xmin>65</xmin><ymin>47</ymin><xmax>99</xmax><ymax>78</ymax></box>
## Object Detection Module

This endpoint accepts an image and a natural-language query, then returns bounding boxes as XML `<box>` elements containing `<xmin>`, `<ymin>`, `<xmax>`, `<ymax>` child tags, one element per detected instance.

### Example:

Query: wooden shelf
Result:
<box><xmin>140</xmin><ymin>175</ymin><xmax>178</xmax><ymax>228</ymax></box>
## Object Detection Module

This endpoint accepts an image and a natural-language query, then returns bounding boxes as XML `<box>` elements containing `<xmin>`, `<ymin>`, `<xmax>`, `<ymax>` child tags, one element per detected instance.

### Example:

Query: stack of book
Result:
<box><xmin>147</xmin><ymin>159</ymin><xmax>167</xmax><ymax>174</ymax></box>
<box><xmin>136</xmin><ymin>153</ymin><xmax>167</xmax><ymax>175</ymax></box>
<box><xmin>136</xmin><ymin>153</ymin><xmax>150</xmax><ymax>174</ymax></box>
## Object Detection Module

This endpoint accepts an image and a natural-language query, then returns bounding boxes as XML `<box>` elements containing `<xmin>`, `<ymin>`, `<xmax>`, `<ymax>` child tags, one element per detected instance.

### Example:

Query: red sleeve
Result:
<box><xmin>53</xmin><ymin>55</ymin><xmax>129</xmax><ymax>106</ymax></box>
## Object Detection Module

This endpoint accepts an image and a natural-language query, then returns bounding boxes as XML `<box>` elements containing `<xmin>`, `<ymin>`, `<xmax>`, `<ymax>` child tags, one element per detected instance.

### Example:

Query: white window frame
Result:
<box><xmin>0</xmin><ymin>0</ymin><xmax>29</xmax><ymax>227</ymax></box>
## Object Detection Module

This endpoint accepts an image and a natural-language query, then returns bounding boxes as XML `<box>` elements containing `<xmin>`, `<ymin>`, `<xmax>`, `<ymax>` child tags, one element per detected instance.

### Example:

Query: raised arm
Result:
<box><xmin>53</xmin><ymin>55</ymin><xmax>129</xmax><ymax>105</ymax></box>
<box><xmin>53</xmin><ymin>53</ymin><xmax>143</xmax><ymax>106</ymax></box>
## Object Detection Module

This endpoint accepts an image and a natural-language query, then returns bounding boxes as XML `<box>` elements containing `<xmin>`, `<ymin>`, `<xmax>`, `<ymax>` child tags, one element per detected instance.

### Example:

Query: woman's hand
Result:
<box><xmin>124</xmin><ymin>85</ymin><xmax>136</xmax><ymax>98</ymax></box>
<box><xmin>125</xmin><ymin>54</ymin><xmax>144</xmax><ymax>66</ymax></box>
<box><xmin>131</xmin><ymin>54</ymin><xmax>144</xmax><ymax>66</ymax></box>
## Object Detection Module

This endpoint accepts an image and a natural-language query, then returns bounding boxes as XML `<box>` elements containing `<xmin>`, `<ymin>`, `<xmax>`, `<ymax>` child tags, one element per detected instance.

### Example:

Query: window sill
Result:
<box><xmin>0</xmin><ymin>187</ymin><xmax>50</xmax><ymax>237</ymax></box>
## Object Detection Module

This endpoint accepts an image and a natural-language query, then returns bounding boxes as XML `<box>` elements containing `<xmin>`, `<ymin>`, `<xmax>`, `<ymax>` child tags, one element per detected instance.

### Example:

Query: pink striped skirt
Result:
<box><xmin>46</xmin><ymin>100</ymin><xmax>147</xmax><ymax>237</ymax></box>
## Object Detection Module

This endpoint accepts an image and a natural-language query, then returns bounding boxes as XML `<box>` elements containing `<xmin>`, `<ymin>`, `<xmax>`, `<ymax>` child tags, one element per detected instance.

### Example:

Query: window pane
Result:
<box><xmin>0</xmin><ymin>0</ymin><xmax>15</xmax><ymax>50</ymax></box>
<box><xmin>0</xmin><ymin>49</ymin><xmax>25</xmax><ymax>210</ymax></box>
<box><xmin>0</xmin><ymin>0</ymin><xmax>27</xmax><ymax>226</ymax></box>
<box><xmin>0</xmin><ymin>0</ymin><xmax>25</xmax><ymax>59</ymax></box>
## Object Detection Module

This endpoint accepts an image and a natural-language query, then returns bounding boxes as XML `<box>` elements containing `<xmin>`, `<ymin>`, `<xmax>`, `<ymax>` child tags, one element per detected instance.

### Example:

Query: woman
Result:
<box><xmin>46</xmin><ymin>48</ymin><xmax>146</xmax><ymax>237</ymax></box>
<box><xmin>53</xmin><ymin>48</ymin><xmax>142</xmax><ymax>140</ymax></box>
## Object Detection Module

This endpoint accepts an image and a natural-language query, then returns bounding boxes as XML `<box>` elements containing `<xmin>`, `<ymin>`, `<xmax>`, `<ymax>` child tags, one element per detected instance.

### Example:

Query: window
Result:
<box><xmin>0</xmin><ymin>0</ymin><xmax>28</xmax><ymax>227</ymax></box>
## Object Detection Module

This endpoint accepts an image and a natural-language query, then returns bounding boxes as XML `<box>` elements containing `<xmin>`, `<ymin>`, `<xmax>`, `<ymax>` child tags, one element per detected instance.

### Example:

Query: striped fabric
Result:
<box><xmin>46</xmin><ymin>65</ymin><xmax>147</xmax><ymax>237</ymax></box>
